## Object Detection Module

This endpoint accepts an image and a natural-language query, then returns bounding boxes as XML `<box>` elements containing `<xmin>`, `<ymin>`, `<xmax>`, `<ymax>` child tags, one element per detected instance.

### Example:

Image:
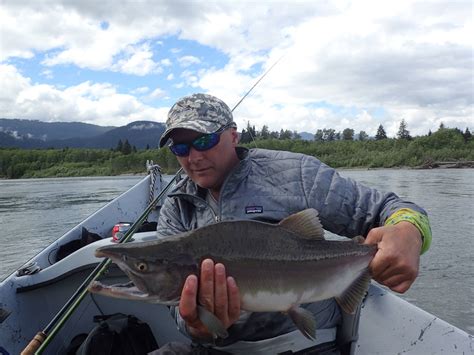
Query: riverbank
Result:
<box><xmin>1</xmin><ymin>128</ymin><xmax>472</xmax><ymax>178</ymax></box>
<box><xmin>416</xmin><ymin>160</ymin><xmax>474</xmax><ymax>169</ymax></box>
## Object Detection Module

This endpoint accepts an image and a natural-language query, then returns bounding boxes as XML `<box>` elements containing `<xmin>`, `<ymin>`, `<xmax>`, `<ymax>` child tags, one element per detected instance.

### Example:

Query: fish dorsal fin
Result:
<box><xmin>279</xmin><ymin>209</ymin><xmax>325</xmax><ymax>240</ymax></box>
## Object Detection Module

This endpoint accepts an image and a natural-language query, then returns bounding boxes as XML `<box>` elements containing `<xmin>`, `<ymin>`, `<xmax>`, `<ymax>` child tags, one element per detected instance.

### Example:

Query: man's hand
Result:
<box><xmin>364</xmin><ymin>222</ymin><xmax>422</xmax><ymax>293</ymax></box>
<box><xmin>179</xmin><ymin>259</ymin><xmax>240</xmax><ymax>339</ymax></box>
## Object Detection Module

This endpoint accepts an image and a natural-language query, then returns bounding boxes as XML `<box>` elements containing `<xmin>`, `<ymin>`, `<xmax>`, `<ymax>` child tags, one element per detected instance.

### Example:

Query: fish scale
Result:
<box><xmin>89</xmin><ymin>208</ymin><xmax>376</xmax><ymax>340</ymax></box>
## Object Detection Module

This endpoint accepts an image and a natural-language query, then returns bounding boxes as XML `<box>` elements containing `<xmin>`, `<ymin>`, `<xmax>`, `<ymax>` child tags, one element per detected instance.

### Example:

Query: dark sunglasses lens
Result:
<box><xmin>193</xmin><ymin>133</ymin><xmax>219</xmax><ymax>151</ymax></box>
<box><xmin>169</xmin><ymin>144</ymin><xmax>190</xmax><ymax>156</ymax></box>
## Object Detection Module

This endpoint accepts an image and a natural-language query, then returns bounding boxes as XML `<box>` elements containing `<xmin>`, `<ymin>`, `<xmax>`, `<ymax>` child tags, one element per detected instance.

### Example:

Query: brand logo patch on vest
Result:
<box><xmin>246</xmin><ymin>206</ymin><xmax>263</xmax><ymax>214</ymax></box>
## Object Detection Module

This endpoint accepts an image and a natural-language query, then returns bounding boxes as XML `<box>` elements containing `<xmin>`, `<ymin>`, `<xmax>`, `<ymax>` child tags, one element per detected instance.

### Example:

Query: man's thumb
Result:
<box><xmin>364</xmin><ymin>227</ymin><xmax>384</xmax><ymax>245</ymax></box>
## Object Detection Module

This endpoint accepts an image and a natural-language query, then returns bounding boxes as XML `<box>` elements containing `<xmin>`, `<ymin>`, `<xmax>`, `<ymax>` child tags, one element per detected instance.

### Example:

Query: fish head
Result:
<box><xmin>95</xmin><ymin>244</ymin><xmax>198</xmax><ymax>304</ymax></box>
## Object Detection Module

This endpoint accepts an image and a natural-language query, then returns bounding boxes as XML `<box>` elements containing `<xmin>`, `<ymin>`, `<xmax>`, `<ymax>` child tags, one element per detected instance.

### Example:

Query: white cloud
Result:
<box><xmin>40</xmin><ymin>69</ymin><xmax>53</xmax><ymax>79</ymax></box>
<box><xmin>180</xmin><ymin>69</ymin><xmax>199</xmax><ymax>87</ymax></box>
<box><xmin>178</xmin><ymin>55</ymin><xmax>201</xmax><ymax>67</ymax></box>
<box><xmin>148</xmin><ymin>87</ymin><xmax>166</xmax><ymax>99</ymax></box>
<box><xmin>112</xmin><ymin>43</ymin><xmax>162</xmax><ymax>76</ymax></box>
<box><xmin>0</xmin><ymin>64</ymin><xmax>168</xmax><ymax>125</ymax></box>
<box><xmin>191</xmin><ymin>1</ymin><xmax>473</xmax><ymax>136</ymax></box>
<box><xmin>0</xmin><ymin>1</ymin><xmax>472</xmax><ymax>135</ymax></box>
<box><xmin>130</xmin><ymin>86</ymin><xmax>150</xmax><ymax>95</ymax></box>
<box><xmin>161</xmin><ymin>58</ymin><xmax>172</xmax><ymax>67</ymax></box>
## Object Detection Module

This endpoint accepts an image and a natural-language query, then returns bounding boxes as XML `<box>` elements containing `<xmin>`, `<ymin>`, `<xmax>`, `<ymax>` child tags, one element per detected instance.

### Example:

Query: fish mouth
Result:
<box><xmin>89</xmin><ymin>281</ymin><xmax>150</xmax><ymax>300</ymax></box>
<box><xmin>88</xmin><ymin>280</ymin><xmax>178</xmax><ymax>305</ymax></box>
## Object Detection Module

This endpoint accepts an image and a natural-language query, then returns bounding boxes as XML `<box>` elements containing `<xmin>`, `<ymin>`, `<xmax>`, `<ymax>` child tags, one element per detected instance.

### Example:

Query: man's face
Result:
<box><xmin>169</xmin><ymin>127</ymin><xmax>239</xmax><ymax>194</ymax></box>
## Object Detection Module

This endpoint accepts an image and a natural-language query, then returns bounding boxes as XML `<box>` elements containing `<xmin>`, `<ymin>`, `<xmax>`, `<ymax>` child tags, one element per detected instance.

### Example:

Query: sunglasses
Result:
<box><xmin>168</xmin><ymin>124</ymin><xmax>232</xmax><ymax>157</ymax></box>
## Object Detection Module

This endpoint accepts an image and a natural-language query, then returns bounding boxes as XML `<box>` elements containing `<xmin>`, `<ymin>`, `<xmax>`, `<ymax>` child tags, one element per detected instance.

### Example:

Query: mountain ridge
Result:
<box><xmin>0</xmin><ymin>118</ymin><xmax>166</xmax><ymax>149</ymax></box>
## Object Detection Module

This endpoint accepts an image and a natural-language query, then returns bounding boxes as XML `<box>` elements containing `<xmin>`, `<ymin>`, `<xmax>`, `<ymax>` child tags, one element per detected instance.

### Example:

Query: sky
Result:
<box><xmin>0</xmin><ymin>0</ymin><xmax>472</xmax><ymax>137</ymax></box>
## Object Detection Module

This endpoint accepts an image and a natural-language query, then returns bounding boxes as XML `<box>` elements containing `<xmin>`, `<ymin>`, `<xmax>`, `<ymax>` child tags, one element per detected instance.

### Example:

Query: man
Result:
<box><xmin>156</xmin><ymin>93</ymin><xmax>431</xmax><ymax>351</ymax></box>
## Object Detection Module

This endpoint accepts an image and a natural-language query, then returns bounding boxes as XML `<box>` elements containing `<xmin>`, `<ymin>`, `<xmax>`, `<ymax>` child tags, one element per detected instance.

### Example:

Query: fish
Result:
<box><xmin>88</xmin><ymin>208</ymin><xmax>376</xmax><ymax>340</ymax></box>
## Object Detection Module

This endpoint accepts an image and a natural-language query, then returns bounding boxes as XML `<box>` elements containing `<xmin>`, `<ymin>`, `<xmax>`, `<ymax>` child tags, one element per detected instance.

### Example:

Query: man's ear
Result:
<box><xmin>231</xmin><ymin>128</ymin><xmax>239</xmax><ymax>145</ymax></box>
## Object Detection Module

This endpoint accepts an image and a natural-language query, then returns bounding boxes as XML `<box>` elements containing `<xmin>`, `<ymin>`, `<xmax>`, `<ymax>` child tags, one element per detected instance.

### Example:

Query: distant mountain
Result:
<box><xmin>48</xmin><ymin>121</ymin><xmax>166</xmax><ymax>149</ymax></box>
<box><xmin>299</xmin><ymin>131</ymin><xmax>314</xmax><ymax>141</ymax></box>
<box><xmin>0</xmin><ymin>119</ymin><xmax>166</xmax><ymax>149</ymax></box>
<box><xmin>0</xmin><ymin>118</ymin><xmax>114</xmax><ymax>141</ymax></box>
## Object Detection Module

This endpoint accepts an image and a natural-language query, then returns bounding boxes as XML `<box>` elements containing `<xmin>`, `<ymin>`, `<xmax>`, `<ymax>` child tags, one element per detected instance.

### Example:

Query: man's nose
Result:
<box><xmin>187</xmin><ymin>146</ymin><xmax>204</xmax><ymax>162</ymax></box>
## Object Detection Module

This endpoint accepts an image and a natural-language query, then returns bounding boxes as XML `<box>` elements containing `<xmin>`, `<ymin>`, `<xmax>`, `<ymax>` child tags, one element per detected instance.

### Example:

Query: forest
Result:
<box><xmin>0</xmin><ymin>125</ymin><xmax>472</xmax><ymax>179</ymax></box>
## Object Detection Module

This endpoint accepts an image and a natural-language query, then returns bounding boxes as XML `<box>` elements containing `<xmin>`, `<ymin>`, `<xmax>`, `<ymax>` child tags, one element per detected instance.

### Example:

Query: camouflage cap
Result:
<box><xmin>159</xmin><ymin>93</ymin><xmax>236</xmax><ymax>147</ymax></box>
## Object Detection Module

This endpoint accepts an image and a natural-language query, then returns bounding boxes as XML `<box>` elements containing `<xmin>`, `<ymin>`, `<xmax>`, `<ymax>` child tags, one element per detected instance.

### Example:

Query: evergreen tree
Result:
<box><xmin>438</xmin><ymin>122</ymin><xmax>445</xmax><ymax>130</ymax></box>
<box><xmin>279</xmin><ymin>129</ymin><xmax>293</xmax><ymax>140</ymax></box>
<box><xmin>246</xmin><ymin>121</ymin><xmax>257</xmax><ymax>140</ymax></box>
<box><xmin>314</xmin><ymin>129</ymin><xmax>324</xmax><ymax>142</ymax></box>
<box><xmin>358</xmin><ymin>131</ymin><xmax>368</xmax><ymax>141</ymax></box>
<box><xmin>324</xmin><ymin>128</ymin><xmax>336</xmax><ymax>141</ymax></box>
<box><xmin>397</xmin><ymin>119</ymin><xmax>411</xmax><ymax>140</ymax></box>
<box><xmin>269</xmin><ymin>131</ymin><xmax>279</xmax><ymax>139</ymax></box>
<box><xmin>342</xmin><ymin>128</ymin><xmax>354</xmax><ymax>140</ymax></box>
<box><xmin>260</xmin><ymin>125</ymin><xmax>270</xmax><ymax>139</ymax></box>
<box><xmin>116</xmin><ymin>139</ymin><xmax>123</xmax><ymax>152</ymax></box>
<box><xmin>293</xmin><ymin>131</ymin><xmax>301</xmax><ymax>140</ymax></box>
<box><xmin>240</xmin><ymin>129</ymin><xmax>252</xmax><ymax>144</ymax></box>
<box><xmin>375</xmin><ymin>124</ymin><xmax>387</xmax><ymax>140</ymax></box>
<box><xmin>132</xmin><ymin>145</ymin><xmax>137</xmax><ymax>153</ymax></box>
<box><xmin>463</xmin><ymin>127</ymin><xmax>472</xmax><ymax>142</ymax></box>
<box><xmin>146</xmin><ymin>144</ymin><xmax>150</xmax><ymax>150</ymax></box>
<box><xmin>428</xmin><ymin>130</ymin><xmax>432</xmax><ymax>136</ymax></box>
<box><xmin>122</xmin><ymin>139</ymin><xmax>132</xmax><ymax>155</ymax></box>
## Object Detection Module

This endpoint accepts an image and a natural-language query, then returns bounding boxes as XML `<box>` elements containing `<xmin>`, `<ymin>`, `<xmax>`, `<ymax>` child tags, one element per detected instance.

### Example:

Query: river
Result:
<box><xmin>0</xmin><ymin>169</ymin><xmax>472</xmax><ymax>334</ymax></box>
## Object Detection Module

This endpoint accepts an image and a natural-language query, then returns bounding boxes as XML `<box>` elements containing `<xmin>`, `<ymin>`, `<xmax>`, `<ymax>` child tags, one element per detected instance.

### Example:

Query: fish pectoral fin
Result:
<box><xmin>197</xmin><ymin>305</ymin><xmax>228</xmax><ymax>339</ymax></box>
<box><xmin>336</xmin><ymin>269</ymin><xmax>371</xmax><ymax>314</ymax></box>
<box><xmin>287</xmin><ymin>305</ymin><xmax>317</xmax><ymax>340</ymax></box>
<box><xmin>278</xmin><ymin>209</ymin><xmax>325</xmax><ymax>240</ymax></box>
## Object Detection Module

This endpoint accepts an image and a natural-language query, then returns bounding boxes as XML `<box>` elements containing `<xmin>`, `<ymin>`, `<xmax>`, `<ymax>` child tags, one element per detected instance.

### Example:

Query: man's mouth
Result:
<box><xmin>193</xmin><ymin>167</ymin><xmax>211</xmax><ymax>173</ymax></box>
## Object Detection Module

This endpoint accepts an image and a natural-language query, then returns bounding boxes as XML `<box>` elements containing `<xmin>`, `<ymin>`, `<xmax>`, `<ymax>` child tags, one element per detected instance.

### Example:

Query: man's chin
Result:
<box><xmin>192</xmin><ymin>176</ymin><xmax>216</xmax><ymax>190</ymax></box>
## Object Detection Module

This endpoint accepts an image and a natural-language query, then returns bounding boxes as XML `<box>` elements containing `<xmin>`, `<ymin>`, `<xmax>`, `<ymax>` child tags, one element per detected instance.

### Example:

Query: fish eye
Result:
<box><xmin>136</xmin><ymin>262</ymin><xmax>148</xmax><ymax>272</ymax></box>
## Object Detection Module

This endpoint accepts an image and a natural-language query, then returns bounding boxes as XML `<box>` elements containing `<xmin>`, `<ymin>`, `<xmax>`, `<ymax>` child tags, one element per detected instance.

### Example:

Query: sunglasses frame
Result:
<box><xmin>168</xmin><ymin>123</ymin><xmax>233</xmax><ymax>157</ymax></box>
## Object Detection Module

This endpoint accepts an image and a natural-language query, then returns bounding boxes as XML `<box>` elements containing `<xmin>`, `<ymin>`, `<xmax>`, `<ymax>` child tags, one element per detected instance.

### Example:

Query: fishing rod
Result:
<box><xmin>231</xmin><ymin>55</ymin><xmax>284</xmax><ymax>147</ymax></box>
<box><xmin>21</xmin><ymin>170</ymin><xmax>183</xmax><ymax>355</ymax></box>
<box><xmin>23</xmin><ymin>56</ymin><xmax>282</xmax><ymax>355</ymax></box>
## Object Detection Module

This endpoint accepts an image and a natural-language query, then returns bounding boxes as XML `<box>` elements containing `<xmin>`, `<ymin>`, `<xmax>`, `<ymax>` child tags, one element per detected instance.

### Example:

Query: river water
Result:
<box><xmin>0</xmin><ymin>169</ymin><xmax>473</xmax><ymax>334</ymax></box>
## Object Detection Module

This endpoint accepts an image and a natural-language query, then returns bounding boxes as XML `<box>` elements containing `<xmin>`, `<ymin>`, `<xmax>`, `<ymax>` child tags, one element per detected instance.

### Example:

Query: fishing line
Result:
<box><xmin>230</xmin><ymin>55</ymin><xmax>284</xmax><ymax>112</ymax></box>
<box><xmin>231</xmin><ymin>55</ymin><xmax>284</xmax><ymax>148</ymax></box>
<box><xmin>90</xmin><ymin>293</ymin><xmax>105</xmax><ymax>316</ymax></box>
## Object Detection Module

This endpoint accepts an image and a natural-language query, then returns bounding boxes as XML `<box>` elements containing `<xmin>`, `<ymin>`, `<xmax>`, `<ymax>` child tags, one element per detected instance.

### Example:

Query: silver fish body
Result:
<box><xmin>90</xmin><ymin>209</ymin><xmax>376</xmax><ymax>339</ymax></box>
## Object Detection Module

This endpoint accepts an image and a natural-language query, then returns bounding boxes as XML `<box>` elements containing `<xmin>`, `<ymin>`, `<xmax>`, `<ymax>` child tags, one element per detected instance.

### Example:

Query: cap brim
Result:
<box><xmin>159</xmin><ymin>121</ymin><xmax>222</xmax><ymax>147</ymax></box>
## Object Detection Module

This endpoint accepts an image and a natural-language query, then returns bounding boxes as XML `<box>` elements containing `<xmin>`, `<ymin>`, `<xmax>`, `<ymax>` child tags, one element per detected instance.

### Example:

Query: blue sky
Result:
<box><xmin>10</xmin><ymin>35</ymin><xmax>231</xmax><ymax>107</ymax></box>
<box><xmin>0</xmin><ymin>1</ymin><xmax>472</xmax><ymax>137</ymax></box>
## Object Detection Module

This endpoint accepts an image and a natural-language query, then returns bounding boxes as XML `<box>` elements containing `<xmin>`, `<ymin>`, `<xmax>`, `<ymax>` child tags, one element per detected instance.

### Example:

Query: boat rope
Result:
<box><xmin>146</xmin><ymin>160</ymin><xmax>162</xmax><ymax>206</ymax></box>
<box><xmin>24</xmin><ymin>55</ymin><xmax>282</xmax><ymax>355</ymax></box>
<box><xmin>24</xmin><ymin>169</ymin><xmax>183</xmax><ymax>355</ymax></box>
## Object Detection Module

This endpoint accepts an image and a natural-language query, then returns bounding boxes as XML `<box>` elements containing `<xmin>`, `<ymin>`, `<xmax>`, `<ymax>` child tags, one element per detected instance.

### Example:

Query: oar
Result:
<box><xmin>21</xmin><ymin>168</ymin><xmax>183</xmax><ymax>355</ymax></box>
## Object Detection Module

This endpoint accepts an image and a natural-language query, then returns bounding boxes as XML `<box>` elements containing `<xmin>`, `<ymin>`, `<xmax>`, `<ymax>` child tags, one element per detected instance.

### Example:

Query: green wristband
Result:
<box><xmin>385</xmin><ymin>208</ymin><xmax>432</xmax><ymax>254</ymax></box>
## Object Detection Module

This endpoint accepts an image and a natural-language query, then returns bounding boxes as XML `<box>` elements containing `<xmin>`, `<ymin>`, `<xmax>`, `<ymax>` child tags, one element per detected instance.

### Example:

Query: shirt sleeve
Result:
<box><xmin>300</xmin><ymin>155</ymin><xmax>431</xmax><ymax>247</ymax></box>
